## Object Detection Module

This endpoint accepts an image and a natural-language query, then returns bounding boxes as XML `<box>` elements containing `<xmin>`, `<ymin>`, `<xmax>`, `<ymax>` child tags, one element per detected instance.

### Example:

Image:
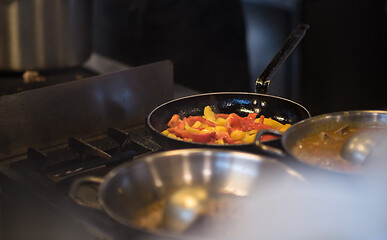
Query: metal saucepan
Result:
<box><xmin>69</xmin><ymin>148</ymin><xmax>305</xmax><ymax>239</ymax></box>
<box><xmin>0</xmin><ymin>0</ymin><xmax>92</xmax><ymax>71</ymax></box>
<box><xmin>146</xmin><ymin>24</ymin><xmax>310</xmax><ymax>151</ymax></box>
<box><xmin>255</xmin><ymin>110</ymin><xmax>387</xmax><ymax>173</ymax></box>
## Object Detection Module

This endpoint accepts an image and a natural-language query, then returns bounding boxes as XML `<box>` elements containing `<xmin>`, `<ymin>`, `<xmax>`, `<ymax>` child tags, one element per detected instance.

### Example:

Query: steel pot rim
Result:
<box><xmin>278</xmin><ymin>110</ymin><xmax>387</xmax><ymax>174</ymax></box>
<box><xmin>71</xmin><ymin>148</ymin><xmax>306</xmax><ymax>239</ymax></box>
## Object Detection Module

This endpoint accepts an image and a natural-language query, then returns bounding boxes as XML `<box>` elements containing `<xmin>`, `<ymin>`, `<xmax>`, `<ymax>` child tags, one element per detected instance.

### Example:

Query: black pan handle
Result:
<box><xmin>256</xmin><ymin>24</ymin><xmax>309</xmax><ymax>94</ymax></box>
<box><xmin>254</xmin><ymin>129</ymin><xmax>286</xmax><ymax>157</ymax></box>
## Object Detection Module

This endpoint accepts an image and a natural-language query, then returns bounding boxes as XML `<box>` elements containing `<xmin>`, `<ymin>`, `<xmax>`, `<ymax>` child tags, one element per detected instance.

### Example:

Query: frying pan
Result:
<box><xmin>147</xmin><ymin>24</ymin><xmax>311</xmax><ymax>151</ymax></box>
<box><xmin>147</xmin><ymin>93</ymin><xmax>310</xmax><ymax>151</ymax></box>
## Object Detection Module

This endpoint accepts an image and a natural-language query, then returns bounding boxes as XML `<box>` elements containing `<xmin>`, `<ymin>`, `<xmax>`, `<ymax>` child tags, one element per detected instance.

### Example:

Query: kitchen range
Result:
<box><xmin>1</xmin><ymin>55</ymin><xmax>385</xmax><ymax>240</ymax></box>
<box><xmin>0</xmin><ymin>56</ymin><xmax>190</xmax><ymax>239</ymax></box>
<box><xmin>0</xmin><ymin>4</ymin><xmax>385</xmax><ymax>235</ymax></box>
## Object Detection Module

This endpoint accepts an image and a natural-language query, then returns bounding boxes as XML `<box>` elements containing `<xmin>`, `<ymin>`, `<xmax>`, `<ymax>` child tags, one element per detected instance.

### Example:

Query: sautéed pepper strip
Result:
<box><xmin>162</xmin><ymin>106</ymin><xmax>290</xmax><ymax>144</ymax></box>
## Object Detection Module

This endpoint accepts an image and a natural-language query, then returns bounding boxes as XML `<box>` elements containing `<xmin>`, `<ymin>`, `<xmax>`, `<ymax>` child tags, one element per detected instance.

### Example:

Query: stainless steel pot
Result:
<box><xmin>0</xmin><ymin>0</ymin><xmax>92</xmax><ymax>71</ymax></box>
<box><xmin>69</xmin><ymin>148</ymin><xmax>305</xmax><ymax>239</ymax></box>
<box><xmin>255</xmin><ymin>110</ymin><xmax>387</xmax><ymax>173</ymax></box>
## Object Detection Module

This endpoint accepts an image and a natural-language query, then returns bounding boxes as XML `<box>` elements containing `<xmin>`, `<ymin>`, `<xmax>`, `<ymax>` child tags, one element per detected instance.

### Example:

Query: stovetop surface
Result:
<box><xmin>9</xmin><ymin>125</ymin><xmax>161</xmax><ymax>184</ymax></box>
<box><xmin>1</xmin><ymin>124</ymin><xmax>168</xmax><ymax>240</ymax></box>
<box><xmin>0</xmin><ymin>55</ymin><xmax>178</xmax><ymax>240</ymax></box>
<box><xmin>0</xmin><ymin>67</ymin><xmax>97</xmax><ymax>97</ymax></box>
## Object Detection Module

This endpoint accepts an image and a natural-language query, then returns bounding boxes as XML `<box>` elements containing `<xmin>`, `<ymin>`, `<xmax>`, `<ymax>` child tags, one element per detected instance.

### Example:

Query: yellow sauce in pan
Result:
<box><xmin>291</xmin><ymin>126</ymin><xmax>365</xmax><ymax>172</ymax></box>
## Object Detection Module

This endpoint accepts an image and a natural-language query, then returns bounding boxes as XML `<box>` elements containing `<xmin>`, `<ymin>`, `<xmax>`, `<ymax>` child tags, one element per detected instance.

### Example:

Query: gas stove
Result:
<box><xmin>0</xmin><ymin>55</ymin><xmax>196</xmax><ymax>240</ymax></box>
<box><xmin>1</xmin><ymin>125</ymin><xmax>165</xmax><ymax>240</ymax></box>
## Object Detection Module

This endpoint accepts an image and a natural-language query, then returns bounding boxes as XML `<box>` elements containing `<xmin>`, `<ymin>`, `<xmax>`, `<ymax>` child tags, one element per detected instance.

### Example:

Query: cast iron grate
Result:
<box><xmin>9</xmin><ymin>125</ymin><xmax>162</xmax><ymax>187</ymax></box>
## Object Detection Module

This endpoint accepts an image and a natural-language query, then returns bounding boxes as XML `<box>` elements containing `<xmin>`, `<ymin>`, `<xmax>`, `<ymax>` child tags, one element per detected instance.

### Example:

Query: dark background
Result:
<box><xmin>92</xmin><ymin>0</ymin><xmax>251</xmax><ymax>93</ymax></box>
<box><xmin>301</xmin><ymin>0</ymin><xmax>386</xmax><ymax>115</ymax></box>
<box><xmin>92</xmin><ymin>0</ymin><xmax>386</xmax><ymax>116</ymax></box>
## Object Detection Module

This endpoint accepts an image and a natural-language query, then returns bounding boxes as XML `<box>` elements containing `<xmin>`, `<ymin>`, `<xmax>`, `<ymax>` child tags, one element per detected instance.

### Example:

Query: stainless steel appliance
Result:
<box><xmin>0</xmin><ymin>0</ymin><xmax>93</xmax><ymax>71</ymax></box>
<box><xmin>0</xmin><ymin>59</ymin><xmax>175</xmax><ymax>239</ymax></box>
<box><xmin>0</xmin><ymin>55</ymin><xmax>378</xmax><ymax>240</ymax></box>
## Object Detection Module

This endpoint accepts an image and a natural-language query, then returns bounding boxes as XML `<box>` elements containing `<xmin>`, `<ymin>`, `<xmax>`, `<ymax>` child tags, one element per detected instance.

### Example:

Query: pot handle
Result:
<box><xmin>254</xmin><ymin>129</ymin><xmax>286</xmax><ymax>157</ymax></box>
<box><xmin>69</xmin><ymin>176</ymin><xmax>104</xmax><ymax>210</ymax></box>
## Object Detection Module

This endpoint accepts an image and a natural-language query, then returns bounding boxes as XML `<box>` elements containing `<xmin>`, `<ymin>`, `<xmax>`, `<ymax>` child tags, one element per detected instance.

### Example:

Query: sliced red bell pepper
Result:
<box><xmin>215</xmin><ymin>132</ymin><xmax>235</xmax><ymax>144</ymax></box>
<box><xmin>224</xmin><ymin>113</ymin><xmax>242</xmax><ymax>129</ymax></box>
<box><xmin>215</xmin><ymin>113</ymin><xmax>230</xmax><ymax>119</ymax></box>
<box><xmin>170</xmin><ymin>127</ymin><xmax>215</xmax><ymax>143</ymax></box>
<box><xmin>184</xmin><ymin>116</ymin><xmax>217</xmax><ymax>127</ymax></box>
<box><xmin>189</xmin><ymin>131</ymin><xmax>216</xmax><ymax>143</ymax></box>
<box><xmin>167</xmin><ymin>114</ymin><xmax>182</xmax><ymax>128</ymax></box>
<box><xmin>166</xmin><ymin>111</ymin><xmax>280</xmax><ymax>144</ymax></box>
<box><xmin>225</xmin><ymin>113</ymin><xmax>272</xmax><ymax>132</ymax></box>
<box><xmin>260</xmin><ymin>134</ymin><xmax>279</xmax><ymax>142</ymax></box>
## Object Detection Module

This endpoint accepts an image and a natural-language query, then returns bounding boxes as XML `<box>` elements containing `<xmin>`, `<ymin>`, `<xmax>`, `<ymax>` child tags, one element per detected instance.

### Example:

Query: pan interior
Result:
<box><xmin>284</xmin><ymin>111</ymin><xmax>387</xmax><ymax>151</ymax></box>
<box><xmin>283</xmin><ymin>111</ymin><xmax>387</xmax><ymax>173</ymax></box>
<box><xmin>98</xmin><ymin>149</ymin><xmax>304</xmax><ymax>238</ymax></box>
<box><xmin>148</xmin><ymin>93</ymin><xmax>310</xmax><ymax>133</ymax></box>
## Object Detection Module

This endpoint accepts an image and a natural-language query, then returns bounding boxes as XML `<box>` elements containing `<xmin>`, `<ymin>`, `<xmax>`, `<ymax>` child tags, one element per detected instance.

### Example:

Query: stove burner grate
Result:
<box><xmin>9</xmin><ymin>125</ymin><xmax>162</xmax><ymax>186</ymax></box>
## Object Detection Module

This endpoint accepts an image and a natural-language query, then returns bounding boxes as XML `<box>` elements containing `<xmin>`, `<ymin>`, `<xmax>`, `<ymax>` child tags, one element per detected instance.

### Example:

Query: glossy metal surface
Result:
<box><xmin>341</xmin><ymin>130</ymin><xmax>385</xmax><ymax>164</ymax></box>
<box><xmin>281</xmin><ymin>111</ymin><xmax>387</xmax><ymax>172</ymax></box>
<box><xmin>0</xmin><ymin>0</ymin><xmax>92</xmax><ymax>71</ymax></box>
<box><xmin>255</xmin><ymin>24</ymin><xmax>309</xmax><ymax>94</ymax></box>
<box><xmin>163</xmin><ymin>185</ymin><xmax>208</xmax><ymax>233</ymax></box>
<box><xmin>0</xmin><ymin>60</ymin><xmax>173</xmax><ymax>160</ymax></box>
<box><xmin>70</xmin><ymin>148</ymin><xmax>304</xmax><ymax>239</ymax></box>
<box><xmin>147</xmin><ymin>92</ymin><xmax>310</xmax><ymax>151</ymax></box>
